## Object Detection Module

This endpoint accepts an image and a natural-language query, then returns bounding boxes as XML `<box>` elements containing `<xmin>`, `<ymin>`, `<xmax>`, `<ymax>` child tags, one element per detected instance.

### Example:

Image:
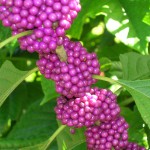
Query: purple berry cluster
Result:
<box><xmin>18</xmin><ymin>28</ymin><xmax>64</xmax><ymax>53</ymax></box>
<box><xmin>37</xmin><ymin>37</ymin><xmax>100</xmax><ymax>98</ymax></box>
<box><xmin>124</xmin><ymin>142</ymin><xmax>146</xmax><ymax>150</ymax></box>
<box><xmin>0</xmin><ymin>1</ymin><xmax>147</xmax><ymax>150</ymax></box>
<box><xmin>85</xmin><ymin>116</ymin><xmax>129</xmax><ymax>150</ymax></box>
<box><xmin>55</xmin><ymin>88</ymin><xmax>120</xmax><ymax>128</ymax></box>
<box><xmin>0</xmin><ymin>0</ymin><xmax>81</xmax><ymax>30</ymax></box>
<box><xmin>0</xmin><ymin>0</ymin><xmax>81</xmax><ymax>53</ymax></box>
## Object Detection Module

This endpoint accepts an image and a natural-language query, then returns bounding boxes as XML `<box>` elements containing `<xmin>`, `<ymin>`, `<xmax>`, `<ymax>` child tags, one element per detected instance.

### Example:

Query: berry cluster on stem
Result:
<box><xmin>0</xmin><ymin>0</ymin><xmax>146</xmax><ymax>149</ymax></box>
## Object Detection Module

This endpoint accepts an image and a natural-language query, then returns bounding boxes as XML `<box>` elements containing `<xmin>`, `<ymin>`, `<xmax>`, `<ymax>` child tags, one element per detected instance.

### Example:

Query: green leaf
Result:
<box><xmin>57</xmin><ymin>124</ymin><xmax>85</xmax><ymax>150</ymax></box>
<box><xmin>100</xmin><ymin>57</ymin><xmax>112</xmax><ymax>72</ymax></box>
<box><xmin>0</xmin><ymin>30</ymin><xmax>32</xmax><ymax>49</ymax></box>
<box><xmin>68</xmin><ymin>0</ymin><xmax>150</xmax><ymax>52</ymax></box>
<box><xmin>143</xmin><ymin>11</ymin><xmax>150</xmax><ymax>26</ymax></box>
<box><xmin>0</xmin><ymin>60</ymin><xmax>38</xmax><ymax>107</ymax></box>
<box><xmin>109</xmin><ymin>61</ymin><xmax>123</xmax><ymax>79</ymax></box>
<box><xmin>72</xmin><ymin>142</ymin><xmax>86</xmax><ymax>150</ymax></box>
<box><xmin>0</xmin><ymin>83</ymin><xmax>28</xmax><ymax>137</ymax></box>
<box><xmin>117</xmin><ymin>79</ymin><xmax>150</xmax><ymax>129</ymax></box>
<box><xmin>40</xmin><ymin>76</ymin><xmax>59</xmax><ymax>105</ymax></box>
<box><xmin>19</xmin><ymin>125</ymin><xmax>66</xmax><ymax>150</ymax></box>
<box><xmin>121</xmin><ymin>107</ymin><xmax>145</xmax><ymax>144</ymax></box>
<box><xmin>0</xmin><ymin>100</ymin><xmax>58</xmax><ymax>149</ymax></box>
<box><xmin>145</xmin><ymin>125</ymin><xmax>150</xmax><ymax>147</ymax></box>
<box><xmin>120</xmin><ymin>52</ymin><xmax>150</xmax><ymax>80</ymax></box>
<box><xmin>0</xmin><ymin>23</ymin><xmax>11</xmax><ymax>42</ymax></box>
<box><xmin>105</xmin><ymin>0</ymin><xmax>150</xmax><ymax>53</ymax></box>
<box><xmin>0</xmin><ymin>80</ymin><xmax>44</xmax><ymax>138</ymax></box>
<box><xmin>67</xmin><ymin>0</ymin><xmax>108</xmax><ymax>39</ymax></box>
<box><xmin>0</xmin><ymin>23</ymin><xmax>18</xmax><ymax>56</ymax></box>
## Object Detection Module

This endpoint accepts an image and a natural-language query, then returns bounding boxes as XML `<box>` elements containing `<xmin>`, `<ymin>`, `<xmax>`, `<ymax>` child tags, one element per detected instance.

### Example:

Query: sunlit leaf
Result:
<box><xmin>67</xmin><ymin>0</ymin><xmax>108</xmax><ymax>39</ymax></box>
<box><xmin>105</xmin><ymin>0</ymin><xmax>150</xmax><ymax>53</ymax></box>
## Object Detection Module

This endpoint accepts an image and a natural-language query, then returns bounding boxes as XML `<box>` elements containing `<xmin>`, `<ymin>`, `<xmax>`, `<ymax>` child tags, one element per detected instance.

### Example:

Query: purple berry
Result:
<box><xmin>85</xmin><ymin>116</ymin><xmax>129</xmax><ymax>150</ymax></box>
<box><xmin>70</xmin><ymin>128</ymin><xmax>76</xmax><ymax>134</ymax></box>
<box><xmin>37</xmin><ymin>37</ymin><xmax>100</xmax><ymax>98</ymax></box>
<box><xmin>0</xmin><ymin>0</ymin><xmax>81</xmax><ymax>35</ymax></box>
<box><xmin>54</xmin><ymin>88</ymin><xmax>120</xmax><ymax>128</ymax></box>
<box><xmin>124</xmin><ymin>142</ymin><xmax>146</xmax><ymax>150</ymax></box>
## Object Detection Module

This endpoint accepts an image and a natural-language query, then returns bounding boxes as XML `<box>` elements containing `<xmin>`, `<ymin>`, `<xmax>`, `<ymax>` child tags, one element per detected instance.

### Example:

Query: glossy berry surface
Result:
<box><xmin>37</xmin><ymin>37</ymin><xmax>100</xmax><ymax>98</ymax></box>
<box><xmin>124</xmin><ymin>142</ymin><xmax>146</xmax><ymax>150</ymax></box>
<box><xmin>0</xmin><ymin>0</ymin><xmax>81</xmax><ymax>31</ymax></box>
<box><xmin>54</xmin><ymin>88</ymin><xmax>120</xmax><ymax>128</ymax></box>
<box><xmin>17</xmin><ymin>28</ymin><xmax>64</xmax><ymax>53</ymax></box>
<box><xmin>0</xmin><ymin>0</ymin><xmax>81</xmax><ymax>53</ymax></box>
<box><xmin>85</xmin><ymin>116</ymin><xmax>129</xmax><ymax>150</ymax></box>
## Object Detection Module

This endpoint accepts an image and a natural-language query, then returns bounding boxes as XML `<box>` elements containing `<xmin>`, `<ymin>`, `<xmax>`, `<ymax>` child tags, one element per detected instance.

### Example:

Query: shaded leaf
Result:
<box><xmin>121</xmin><ymin>107</ymin><xmax>145</xmax><ymax>144</ymax></box>
<box><xmin>0</xmin><ymin>23</ymin><xmax>19</xmax><ymax>56</ymax></box>
<box><xmin>40</xmin><ymin>76</ymin><xmax>59</xmax><ymax>105</ymax></box>
<box><xmin>0</xmin><ymin>100</ymin><xmax>58</xmax><ymax>149</ymax></box>
<box><xmin>0</xmin><ymin>23</ymin><xmax>11</xmax><ymax>42</ymax></box>
<box><xmin>0</xmin><ymin>80</ymin><xmax>44</xmax><ymax>138</ymax></box>
<box><xmin>0</xmin><ymin>83</ymin><xmax>28</xmax><ymax>137</ymax></box>
<box><xmin>100</xmin><ymin>57</ymin><xmax>112</xmax><ymax>72</ymax></box>
<box><xmin>0</xmin><ymin>61</ymin><xmax>38</xmax><ymax>107</ymax></box>
<box><xmin>57</xmin><ymin>121</ymin><xmax>85</xmax><ymax>150</ymax></box>
<box><xmin>109</xmin><ymin>61</ymin><xmax>123</xmax><ymax>78</ymax></box>
<box><xmin>145</xmin><ymin>125</ymin><xmax>150</xmax><ymax>147</ymax></box>
<box><xmin>68</xmin><ymin>0</ymin><xmax>150</xmax><ymax>52</ymax></box>
<box><xmin>72</xmin><ymin>142</ymin><xmax>86</xmax><ymax>150</ymax></box>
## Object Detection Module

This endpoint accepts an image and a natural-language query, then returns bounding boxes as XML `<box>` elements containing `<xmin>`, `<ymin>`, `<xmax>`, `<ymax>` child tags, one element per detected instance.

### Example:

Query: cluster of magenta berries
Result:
<box><xmin>0</xmin><ymin>1</ymin><xmax>146</xmax><ymax>150</ymax></box>
<box><xmin>0</xmin><ymin>0</ymin><xmax>80</xmax><ymax>30</ymax></box>
<box><xmin>85</xmin><ymin>116</ymin><xmax>129</xmax><ymax>150</ymax></box>
<box><xmin>124</xmin><ymin>142</ymin><xmax>146</xmax><ymax>150</ymax></box>
<box><xmin>37</xmin><ymin>37</ymin><xmax>100</xmax><ymax>98</ymax></box>
<box><xmin>0</xmin><ymin>0</ymin><xmax>81</xmax><ymax>53</ymax></box>
<box><xmin>55</xmin><ymin>88</ymin><xmax>120</xmax><ymax>128</ymax></box>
